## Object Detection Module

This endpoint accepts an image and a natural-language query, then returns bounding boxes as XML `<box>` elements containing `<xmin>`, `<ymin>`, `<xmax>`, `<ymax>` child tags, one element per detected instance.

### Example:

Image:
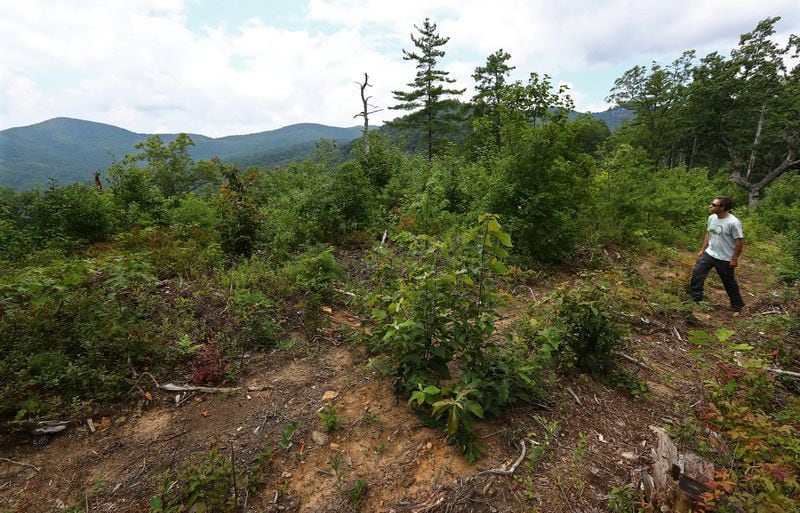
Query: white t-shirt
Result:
<box><xmin>705</xmin><ymin>213</ymin><xmax>743</xmax><ymax>261</ymax></box>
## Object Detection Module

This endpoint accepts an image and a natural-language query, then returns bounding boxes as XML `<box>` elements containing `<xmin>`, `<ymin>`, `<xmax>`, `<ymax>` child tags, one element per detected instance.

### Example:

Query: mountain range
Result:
<box><xmin>0</xmin><ymin>108</ymin><xmax>630</xmax><ymax>190</ymax></box>
<box><xmin>0</xmin><ymin>118</ymin><xmax>364</xmax><ymax>189</ymax></box>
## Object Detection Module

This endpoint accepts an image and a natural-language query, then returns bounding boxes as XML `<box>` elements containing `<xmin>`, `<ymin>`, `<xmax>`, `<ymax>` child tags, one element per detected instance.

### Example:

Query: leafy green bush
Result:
<box><xmin>168</xmin><ymin>194</ymin><xmax>219</xmax><ymax>231</ymax></box>
<box><xmin>151</xmin><ymin>445</ymin><xmax>240</xmax><ymax>513</ymax></box>
<box><xmin>368</xmin><ymin>215</ymin><xmax>548</xmax><ymax>461</ymax></box>
<box><xmin>556</xmin><ymin>287</ymin><xmax>625</xmax><ymax>375</ymax></box>
<box><xmin>217</xmin><ymin>165</ymin><xmax>261</xmax><ymax>258</ymax></box>
<box><xmin>593</xmin><ymin>145</ymin><xmax>717</xmax><ymax>249</ymax></box>
<box><xmin>488</xmin><ymin>121</ymin><xmax>594</xmax><ymax>262</ymax></box>
<box><xmin>289</xmin><ymin>247</ymin><xmax>341</xmax><ymax>300</ymax></box>
<box><xmin>0</xmin><ymin>254</ymin><xmax>163</xmax><ymax>420</ymax></box>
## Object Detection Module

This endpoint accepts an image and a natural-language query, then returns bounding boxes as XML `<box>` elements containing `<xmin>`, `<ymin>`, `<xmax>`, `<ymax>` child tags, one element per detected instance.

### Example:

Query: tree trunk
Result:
<box><xmin>722</xmin><ymin>109</ymin><xmax>800</xmax><ymax>211</ymax></box>
<box><xmin>354</xmin><ymin>73</ymin><xmax>382</xmax><ymax>156</ymax></box>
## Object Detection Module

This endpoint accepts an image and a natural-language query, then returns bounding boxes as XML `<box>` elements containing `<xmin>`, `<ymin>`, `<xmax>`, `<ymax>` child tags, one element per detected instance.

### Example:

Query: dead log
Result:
<box><xmin>645</xmin><ymin>426</ymin><xmax>714</xmax><ymax>512</ymax></box>
<box><xmin>159</xmin><ymin>383</ymin><xmax>272</xmax><ymax>394</ymax></box>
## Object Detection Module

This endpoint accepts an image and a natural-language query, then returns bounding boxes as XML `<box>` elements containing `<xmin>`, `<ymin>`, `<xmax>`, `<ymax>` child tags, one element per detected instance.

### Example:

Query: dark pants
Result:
<box><xmin>690</xmin><ymin>252</ymin><xmax>744</xmax><ymax>308</ymax></box>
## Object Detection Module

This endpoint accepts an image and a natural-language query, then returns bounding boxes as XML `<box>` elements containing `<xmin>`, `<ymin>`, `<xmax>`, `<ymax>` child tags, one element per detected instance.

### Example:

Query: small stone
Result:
<box><xmin>281</xmin><ymin>471</ymin><xmax>292</xmax><ymax>478</ymax></box>
<box><xmin>322</xmin><ymin>390</ymin><xmax>339</xmax><ymax>401</ymax></box>
<box><xmin>329</xmin><ymin>442</ymin><xmax>340</xmax><ymax>450</ymax></box>
<box><xmin>622</xmin><ymin>451</ymin><xmax>637</xmax><ymax>461</ymax></box>
<box><xmin>426</xmin><ymin>442</ymin><xmax>432</xmax><ymax>449</ymax></box>
<box><xmin>311</xmin><ymin>431</ymin><xmax>329</xmax><ymax>446</ymax></box>
<box><xmin>114</xmin><ymin>416</ymin><xmax>127</xmax><ymax>426</ymax></box>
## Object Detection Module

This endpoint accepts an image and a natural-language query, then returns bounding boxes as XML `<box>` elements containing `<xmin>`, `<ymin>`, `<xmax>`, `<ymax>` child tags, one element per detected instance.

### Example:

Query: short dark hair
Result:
<box><xmin>715</xmin><ymin>196</ymin><xmax>733</xmax><ymax>211</ymax></box>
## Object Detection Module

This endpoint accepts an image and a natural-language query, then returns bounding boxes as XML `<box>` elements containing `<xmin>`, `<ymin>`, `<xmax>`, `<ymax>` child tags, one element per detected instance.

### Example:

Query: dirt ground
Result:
<box><xmin>1</xmin><ymin>249</ymin><xmax>796</xmax><ymax>513</ymax></box>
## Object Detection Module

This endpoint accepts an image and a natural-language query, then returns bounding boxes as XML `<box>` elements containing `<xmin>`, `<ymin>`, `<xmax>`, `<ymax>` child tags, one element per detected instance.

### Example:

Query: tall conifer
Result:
<box><xmin>390</xmin><ymin>18</ymin><xmax>465</xmax><ymax>161</ymax></box>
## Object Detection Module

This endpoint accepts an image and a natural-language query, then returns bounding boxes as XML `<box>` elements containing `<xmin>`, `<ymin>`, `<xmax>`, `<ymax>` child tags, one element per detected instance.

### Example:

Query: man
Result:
<box><xmin>690</xmin><ymin>196</ymin><xmax>745</xmax><ymax>311</ymax></box>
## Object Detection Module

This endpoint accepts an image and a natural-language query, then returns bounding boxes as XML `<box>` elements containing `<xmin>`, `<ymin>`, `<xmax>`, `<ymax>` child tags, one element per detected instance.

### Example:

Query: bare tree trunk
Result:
<box><xmin>746</xmin><ymin>105</ymin><xmax>767</xmax><ymax>180</ymax></box>
<box><xmin>688</xmin><ymin>133</ymin><xmax>697</xmax><ymax>169</ymax></box>
<box><xmin>722</xmin><ymin>106</ymin><xmax>800</xmax><ymax>210</ymax></box>
<box><xmin>353</xmin><ymin>73</ymin><xmax>382</xmax><ymax>155</ymax></box>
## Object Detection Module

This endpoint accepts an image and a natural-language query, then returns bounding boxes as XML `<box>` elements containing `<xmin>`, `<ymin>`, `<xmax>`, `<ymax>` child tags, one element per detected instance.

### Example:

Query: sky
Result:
<box><xmin>1</xmin><ymin>0</ymin><xmax>798</xmax><ymax>137</ymax></box>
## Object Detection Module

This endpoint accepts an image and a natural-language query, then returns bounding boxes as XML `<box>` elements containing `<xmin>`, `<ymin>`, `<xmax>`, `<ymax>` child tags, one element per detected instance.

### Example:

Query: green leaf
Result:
<box><xmin>687</xmin><ymin>330</ymin><xmax>714</xmax><ymax>345</ymax></box>
<box><xmin>465</xmin><ymin>401</ymin><xmax>484</xmax><ymax>419</ymax></box>
<box><xmin>496</xmin><ymin>231</ymin><xmax>512</xmax><ymax>247</ymax></box>
<box><xmin>61</xmin><ymin>273</ymin><xmax>84</xmax><ymax>287</ymax></box>
<box><xmin>409</xmin><ymin>391</ymin><xmax>425</xmax><ymax>406</ymax></box>
<box><xmin>489</xmin><ymin>245</ymin><xmax>509</xmax><ymax>258</ymax></box>
<box><xmin>447</xmin><ymin>407</ymin><xmax>459</xmax><ymax>435</ymax></box>
<box><xmin>715</xmin><ymin>328</ymin><xmax>735</xmax><ymax>343</ymax></box>
<box><xmin>30</xmin><ymin>295</ymin><xmax>52</xmax><ymax>307</ymax></box>
<box><xmin>150</xmin><ymin>497</ymin><xmax>164</xmax><ymax>512</ymax></box>
<box><xmin>489</xmin><ymin>261</ymin><xmax>508</xmax><ymax>274</ymax></box>
<box><xmin>729</xmin><ymin>343</ymin><xmax>753</xmax><ymax>351</ymax></box>
<box><xmin>486</xmin><ymin>219</ymin><xmax>501</xmax><ymax>233</ymax></box>
<box><xmin>422</xmin><ymin>385</ymin><xmax>441</xmax><ymax>395</ymax></box>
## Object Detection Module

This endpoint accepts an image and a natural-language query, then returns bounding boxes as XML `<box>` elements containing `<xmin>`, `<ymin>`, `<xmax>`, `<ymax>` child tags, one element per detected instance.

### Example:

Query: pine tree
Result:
<box><xmin>472</xmin><ymin>49</ymin><xmax>515</xmax><ymax>146</ymax></box>
<box><xmin>390</xmin><ymin>18</ymin><xmax>465</xmax><ymax>161</ymax></box>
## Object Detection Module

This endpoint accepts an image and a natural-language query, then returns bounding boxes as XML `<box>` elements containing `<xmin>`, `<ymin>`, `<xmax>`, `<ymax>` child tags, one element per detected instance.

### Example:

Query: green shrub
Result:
<box><xmin>593</xmin><ymin>145</ymin><xmax>717</xmax><ymax>249</ymax></box>
<box><xmin>369</xmin><ymin>215</ymin><xmax>548</xmax><ymax>462</ymax></box>
<box><xmin>217</xmin><ymin>165</ymin><xmax>260</xmax><ymax>258</ymax></box>
<box><xmin>289</xmin><ymin>247</ymin><xmax>340</xmax><ymax>299</ymax></box>
<box><xmin>151</xmin><ymin>445</ymin><xmax>240</xmax><ymax>513</ymax></box>
<box><xmin>168</xmin><ymin>194</ymin><xmax>219</xmax><ymax>231</ymax></box>
<box><xmin>488</xmin><ymin>121</ymin><xmax>594</xmax><ymax>262</ymax></box>
<box><xmin>557</xmin><ymin>287</ymin><xmax>625</xmax><ymax>375</ymax></box>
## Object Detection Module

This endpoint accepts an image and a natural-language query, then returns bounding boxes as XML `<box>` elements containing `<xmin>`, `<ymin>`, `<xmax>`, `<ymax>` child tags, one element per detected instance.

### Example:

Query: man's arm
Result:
<box><xmin>730</xmin><ymin>238</ymin><xmax>743</xmax><ymax>268</ymax></box>
<box><xmin>698</xmin><ymin>232</ymin><xmax>710</xmax><ymax>257</ymax></box>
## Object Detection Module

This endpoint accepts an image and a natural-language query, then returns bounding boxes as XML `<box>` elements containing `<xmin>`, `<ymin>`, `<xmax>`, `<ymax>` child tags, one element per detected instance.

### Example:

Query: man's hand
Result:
<box><xmin>697</xmin><ymin>250</ymin><xmax>705</xmax><ymax>258</ymax></box>
<box><xmin>729</xmin><ymin>257</ymin><xmax>738</xmax><ymax>269</ymax></box>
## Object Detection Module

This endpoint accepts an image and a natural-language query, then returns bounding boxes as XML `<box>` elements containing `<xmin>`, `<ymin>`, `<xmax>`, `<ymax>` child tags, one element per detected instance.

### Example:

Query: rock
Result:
<box><xmin>329</xmin><ymin>442</ymin><xmax>340</xmax><ymax>450</ymax></box>
<box><xmin>621</xmin><ymin>451</ymin><xmax>638</xmax><ymax>461</ymax></box>
<box><xmin>311</xmin><ymin>431</ymin><xmax>329</xmax><ymax>446</ymax></box>
<box><xmin>321</xmin><ymin>390</ymin><xmax>339</xmax><ymax>401</ymax></box>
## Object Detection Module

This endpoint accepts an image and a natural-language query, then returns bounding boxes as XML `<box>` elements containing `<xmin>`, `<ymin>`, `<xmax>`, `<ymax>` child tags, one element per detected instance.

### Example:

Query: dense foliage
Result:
<box><xmin>0</xmin><ymin>15</ymin><xmax>798</xmax><ymax>513</ymax></box>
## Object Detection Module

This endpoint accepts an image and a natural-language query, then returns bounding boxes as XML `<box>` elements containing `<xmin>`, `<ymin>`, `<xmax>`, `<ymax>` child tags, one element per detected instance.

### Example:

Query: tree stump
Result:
<box><xmin>641</xmin><ymin>426</ymin><xmax>714</xmax><ymax>512</ymax></box>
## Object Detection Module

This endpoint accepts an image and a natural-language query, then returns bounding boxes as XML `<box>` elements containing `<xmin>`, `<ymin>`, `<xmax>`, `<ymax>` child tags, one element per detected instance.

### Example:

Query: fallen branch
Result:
<box><xmin>159</xmin><ymin>383</ymin><xmax>272</xmax><ymax>394</ymax></box>
<box><xmin>412</xmin><ymin>496</ymin><xmax>445</xmax><ymax>513</ymax></box>
<box><xmin>333</xmin><ymin>288</ymin><xmax>357</xmax><ymax>298</ymax></box>
<box><xmin>615</xmin><ymin>350</ymin><xmax>651</xmax><ymax>369</ymax></box>
<box><xmin>473</xmin><ymin>440</ymin><xmax>527</xmax><ymax>477</ymax></box>
<box><xmin>410</xmin><ymin>440</ymin><xmax>527</xmax><ymax>512</ymax></box>
<box><xmin>0</xmin><ymin>457</ymin><xmax>41</xmax><ymax>473</ymax></box>
<box><xmin>21</xmin><ymin>420</ymin><xmax>69</xmax><ymax>435</ymax></box>
<box><xmin>566</xmin><ymin>386</ymin><xmax>582</xmax><ymax>406</ymax></box>
<box><xmin>733</xmin><ymin>355</ymin><xmax>800</xmax><ymax>378</ymax></box>
<box><xmin>767</xmin><ymin>367</ymin><xmax>800</xmax><ymax>378</ymax></box>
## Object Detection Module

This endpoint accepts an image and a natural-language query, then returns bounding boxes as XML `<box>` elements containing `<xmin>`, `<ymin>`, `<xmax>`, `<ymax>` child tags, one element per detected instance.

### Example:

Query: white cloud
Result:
<box><xmin>1</xmin><ymin>0</ymin><xmax>798</xmax><ymax>135</ymax></box>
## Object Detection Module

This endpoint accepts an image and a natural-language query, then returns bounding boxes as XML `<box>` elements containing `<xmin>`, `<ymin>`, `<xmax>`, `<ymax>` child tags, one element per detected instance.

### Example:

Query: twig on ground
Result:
<box><xmin>767</xmin><ymin>367</ymin><xmax>800</xmax><ymax>378</ymax></box>
<box><xmin>160</xmin><ymin>383</ymin><xmax>273</xmax><ymax>394</ymax></box>
<box><xmin>566</xmin><ymin>386</ymin><xmax>582</xmax><ymax>406</ymax></box>
<box><xmin>334</xmin><ymin>288</ymin><xmax>357</xmax><ymax>298</ymax></box>
<box><xmin>473</xmin><ymin>440</ymin><xmax>527</xmax><ymax>477</ymax></box>
<box><xmin>0</xmin><ymin>458</ymin><xmax>41</xmax><ymax>473</ymax></box>
<box><xmin>614</xmin><ymin>350</ymin><xmax>651</xmax><ymax>369</ymax></box>
<box><xmin>411</xmin><ymin>440</ymin><xmax>527</xmax><ymax>513</ymax></box>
